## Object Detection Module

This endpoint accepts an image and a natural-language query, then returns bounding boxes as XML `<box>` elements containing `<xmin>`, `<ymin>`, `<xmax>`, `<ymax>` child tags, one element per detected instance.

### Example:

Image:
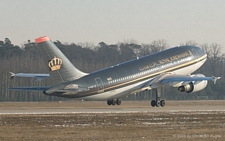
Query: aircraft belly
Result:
<box><xmin>81</xmin><ymin>79</ymin><xmax>150</xmax><ymax>101</ymax></box>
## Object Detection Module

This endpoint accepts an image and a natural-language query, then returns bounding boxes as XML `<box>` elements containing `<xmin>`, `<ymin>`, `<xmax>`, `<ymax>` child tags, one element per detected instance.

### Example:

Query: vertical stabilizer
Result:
<box><xmin>35</xmin><ymin>36</ymin><xmax>87</xmax><ymax>84</ymax></box>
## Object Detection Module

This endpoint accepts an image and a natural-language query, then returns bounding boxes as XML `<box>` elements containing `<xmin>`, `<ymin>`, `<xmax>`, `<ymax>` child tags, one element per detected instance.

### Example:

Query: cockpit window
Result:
<box><xmin>191</xmin><ymin>49</ymin><xmax>198</xmax><ymax>57</ymax></box>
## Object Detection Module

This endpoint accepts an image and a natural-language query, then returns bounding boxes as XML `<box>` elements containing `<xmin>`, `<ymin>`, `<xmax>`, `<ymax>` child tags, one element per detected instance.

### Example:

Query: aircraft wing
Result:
<box><xmin>108</xmin><ymin>73</ymin><xmax>221</xmax><ymax>99</ymax></box>
<box><xmin>10</xmin><ymin>72</ymin><xmax>50</xmax><ymax>81</ymax></box>
<box><xmin>142</xmin><ymin>73</ymin><xmax>221</xmax><ymax>89</ymax></box>
<box><xmin>8</xmin><ymin>86</ymin><xmax>50</xmax><ymax>92</ymax></box>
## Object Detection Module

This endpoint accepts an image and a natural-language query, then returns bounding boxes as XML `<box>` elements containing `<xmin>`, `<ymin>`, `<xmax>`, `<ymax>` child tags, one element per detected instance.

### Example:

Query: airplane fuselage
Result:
<box><xmin>45</xmin><ymin>46</ymin><xmax>207</xmax><ymax>100</ymax></box>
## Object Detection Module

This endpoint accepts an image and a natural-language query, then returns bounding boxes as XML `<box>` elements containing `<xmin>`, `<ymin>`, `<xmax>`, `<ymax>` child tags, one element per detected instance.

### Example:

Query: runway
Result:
<box><xmin>0</xmin><ymin>101</ymin><xmax>224</xmax><ymax>140</ymax></box>
<box><xmin>0</xmin><ymin>106</ymin><xmax>225</xmax><ymax>114</ymax></box>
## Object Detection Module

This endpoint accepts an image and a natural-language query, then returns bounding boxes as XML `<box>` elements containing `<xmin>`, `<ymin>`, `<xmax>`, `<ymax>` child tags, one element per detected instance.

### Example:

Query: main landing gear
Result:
<box><xmin>107</xmin><ymin>99</ymin><xmax>121</xmax><ymax>106</ymax></box>
<box><xmin>151</xmin><ymin>88</ymin><xmax>165</xmax><ymax>107</ymax></box>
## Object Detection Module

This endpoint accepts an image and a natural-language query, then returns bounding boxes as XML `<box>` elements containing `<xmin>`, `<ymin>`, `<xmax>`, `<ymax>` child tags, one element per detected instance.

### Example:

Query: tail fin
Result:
<box><xmin>35</xmin><ymin>36</ymin><xmax>87</xmax><ymax>84</ymax></box>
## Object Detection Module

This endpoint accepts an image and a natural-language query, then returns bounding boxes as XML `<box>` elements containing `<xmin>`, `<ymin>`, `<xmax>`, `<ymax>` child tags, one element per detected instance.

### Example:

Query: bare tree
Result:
<box><xmin>148</xmin><ymin>39</ymin><xmax>169</xmax><ymax>53</ymax></box>
<box><xmin>201</xmin><ymin>43</ymin><xmax>212</xmax><ymax>59</ymax></box>
<box><xmin>210</xmin><ymin>43</ymin><xmax>222</xmax><ymax>75</ymax></box>
<box><xmin>180</xmin><ymin>40</ymin><xmax>198</xmax><ymax>46</ymax></box>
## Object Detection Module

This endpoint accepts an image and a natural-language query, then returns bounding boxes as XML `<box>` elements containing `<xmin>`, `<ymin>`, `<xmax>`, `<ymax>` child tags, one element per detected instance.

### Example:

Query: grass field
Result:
<box><xmin>0</xmin><ymin>100</ymin><xmax>224</xmax><ymax>141</ymax></box>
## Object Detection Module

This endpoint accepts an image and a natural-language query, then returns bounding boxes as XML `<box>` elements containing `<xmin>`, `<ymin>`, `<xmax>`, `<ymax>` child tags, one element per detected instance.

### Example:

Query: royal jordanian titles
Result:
<box><xmin>9</xmin><ymin>36</ymin><xmax>221</xmax><ymax>107</ymax></box>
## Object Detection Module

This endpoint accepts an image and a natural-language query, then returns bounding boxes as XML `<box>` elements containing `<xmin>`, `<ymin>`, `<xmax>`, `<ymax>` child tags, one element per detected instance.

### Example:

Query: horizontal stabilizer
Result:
<box><xmin>9</xmin><ymin>72</ymin><xmax>50</xmax><ymax>81</ymax></box>
<box><xmin>8</xmin><ymin>86</ymin><xmax>50</xmax><ymax>92</ymax></box>
<box><xmin>44</xmin><ymin>84</ymin><xmax>88</xmax><ymax>95</ymax></box>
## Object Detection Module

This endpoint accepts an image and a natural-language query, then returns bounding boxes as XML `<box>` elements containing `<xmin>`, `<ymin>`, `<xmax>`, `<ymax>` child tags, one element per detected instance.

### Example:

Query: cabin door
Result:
<box><xmin>95</xmin><ymin>77</ymin><xmax>104</xmax><ymax>93</ymax></box>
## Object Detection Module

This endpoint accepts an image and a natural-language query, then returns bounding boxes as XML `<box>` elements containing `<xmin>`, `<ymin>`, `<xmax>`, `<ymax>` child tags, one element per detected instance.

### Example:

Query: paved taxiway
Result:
<box><xmin>0</xmin><ymin>106</ymin><xmax>224</xmax><ymax>114</ymax></box>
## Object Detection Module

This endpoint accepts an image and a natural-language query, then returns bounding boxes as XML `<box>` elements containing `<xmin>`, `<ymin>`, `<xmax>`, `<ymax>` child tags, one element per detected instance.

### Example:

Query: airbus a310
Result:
<box><xmin>9</xmin><ymin>36</ymin><xmax>221</xmax><ymax>107</ymax></box>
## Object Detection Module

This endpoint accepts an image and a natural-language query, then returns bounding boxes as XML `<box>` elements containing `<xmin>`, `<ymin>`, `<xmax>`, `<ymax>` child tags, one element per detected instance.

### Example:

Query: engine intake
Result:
<box><xmin>178</xmin><ymin>82</ymin><xmax>194</xmax><ymax>93</ymax></box>
<box><xmin>178</xmin><ymin>74</ymin><xmax>208</xmax><ymax>93</ymax></box>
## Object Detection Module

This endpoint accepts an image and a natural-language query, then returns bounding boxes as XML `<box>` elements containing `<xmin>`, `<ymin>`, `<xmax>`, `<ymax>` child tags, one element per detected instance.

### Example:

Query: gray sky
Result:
<box><xmin>1</xmin><ymin>0</ymin><xmax>225</xmax><ymax>52</ymax></box>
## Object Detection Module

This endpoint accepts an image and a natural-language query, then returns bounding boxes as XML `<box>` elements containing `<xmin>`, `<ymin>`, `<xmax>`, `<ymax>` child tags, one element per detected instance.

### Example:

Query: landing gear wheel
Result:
<box><xmin>112</xmin><ymin>99</ymin><xmax>117</xmax><ymax>106</ymax></box>
<box><xmin>160</xmin><ymin>100</ymin><xmax>165</xmax><ymax>107</ymax></box>
<box><xmin>151</xmin><ymin>100</ymin><xmax>156</xmax><ymax>107</ymax></box>
<box><xmin>116</xmin><ymin>99</ymin><xmax>121</xmax><ymax>105</ymax></box>
<box><xmin>151</xmin><ymin>88</ymin><xmax>166</xmax><ymax>107</ymax></box>
<box><xmin>107</xmin><ymin>99</ymin><xmax>122</xmax><ymax>106</ymax></box>
<box><xmin>156</xmin><ymin>100</ymin><xmax>160</xmax><ymax>107</ymax></box>
<box><xmin>107</xmin><ymin>100</ymin><xmax>112</xmax><ymax>106</ymax></box>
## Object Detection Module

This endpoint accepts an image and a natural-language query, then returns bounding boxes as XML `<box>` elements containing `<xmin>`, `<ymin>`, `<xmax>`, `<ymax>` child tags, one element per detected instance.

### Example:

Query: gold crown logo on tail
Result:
<box><xmin>48</xmin><ymin>56</ymin><xmax>62</xmax><ymax>71</ymax></box>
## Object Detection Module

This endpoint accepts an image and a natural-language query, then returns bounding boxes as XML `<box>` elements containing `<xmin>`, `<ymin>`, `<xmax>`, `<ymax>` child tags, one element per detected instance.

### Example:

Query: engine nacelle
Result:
<box><xmin>178</xmin><ymin>74</ymin><xmax>208</xmax><ymax>93</ymax></box>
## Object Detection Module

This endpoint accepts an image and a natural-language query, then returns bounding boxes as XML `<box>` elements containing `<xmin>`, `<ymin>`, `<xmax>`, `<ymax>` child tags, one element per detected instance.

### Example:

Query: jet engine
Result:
<box><xmin>178</xmin><ymin>74</ymin><xmax>208</xmax><ymax>93</ymax></box>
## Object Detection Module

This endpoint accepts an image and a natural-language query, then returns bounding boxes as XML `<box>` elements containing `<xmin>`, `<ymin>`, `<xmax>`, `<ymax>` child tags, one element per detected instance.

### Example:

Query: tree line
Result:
<box><xmin>0</xmin><ymin>38</ymin><xmax>224</xmax><ymax>101</ymax></box>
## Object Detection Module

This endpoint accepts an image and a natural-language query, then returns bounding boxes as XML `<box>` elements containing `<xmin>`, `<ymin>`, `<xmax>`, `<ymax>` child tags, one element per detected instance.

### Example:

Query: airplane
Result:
<box><xmin>9</xmin><ymin>36</ymin><xmax>221</xmax><ymax>107</ymax></box>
